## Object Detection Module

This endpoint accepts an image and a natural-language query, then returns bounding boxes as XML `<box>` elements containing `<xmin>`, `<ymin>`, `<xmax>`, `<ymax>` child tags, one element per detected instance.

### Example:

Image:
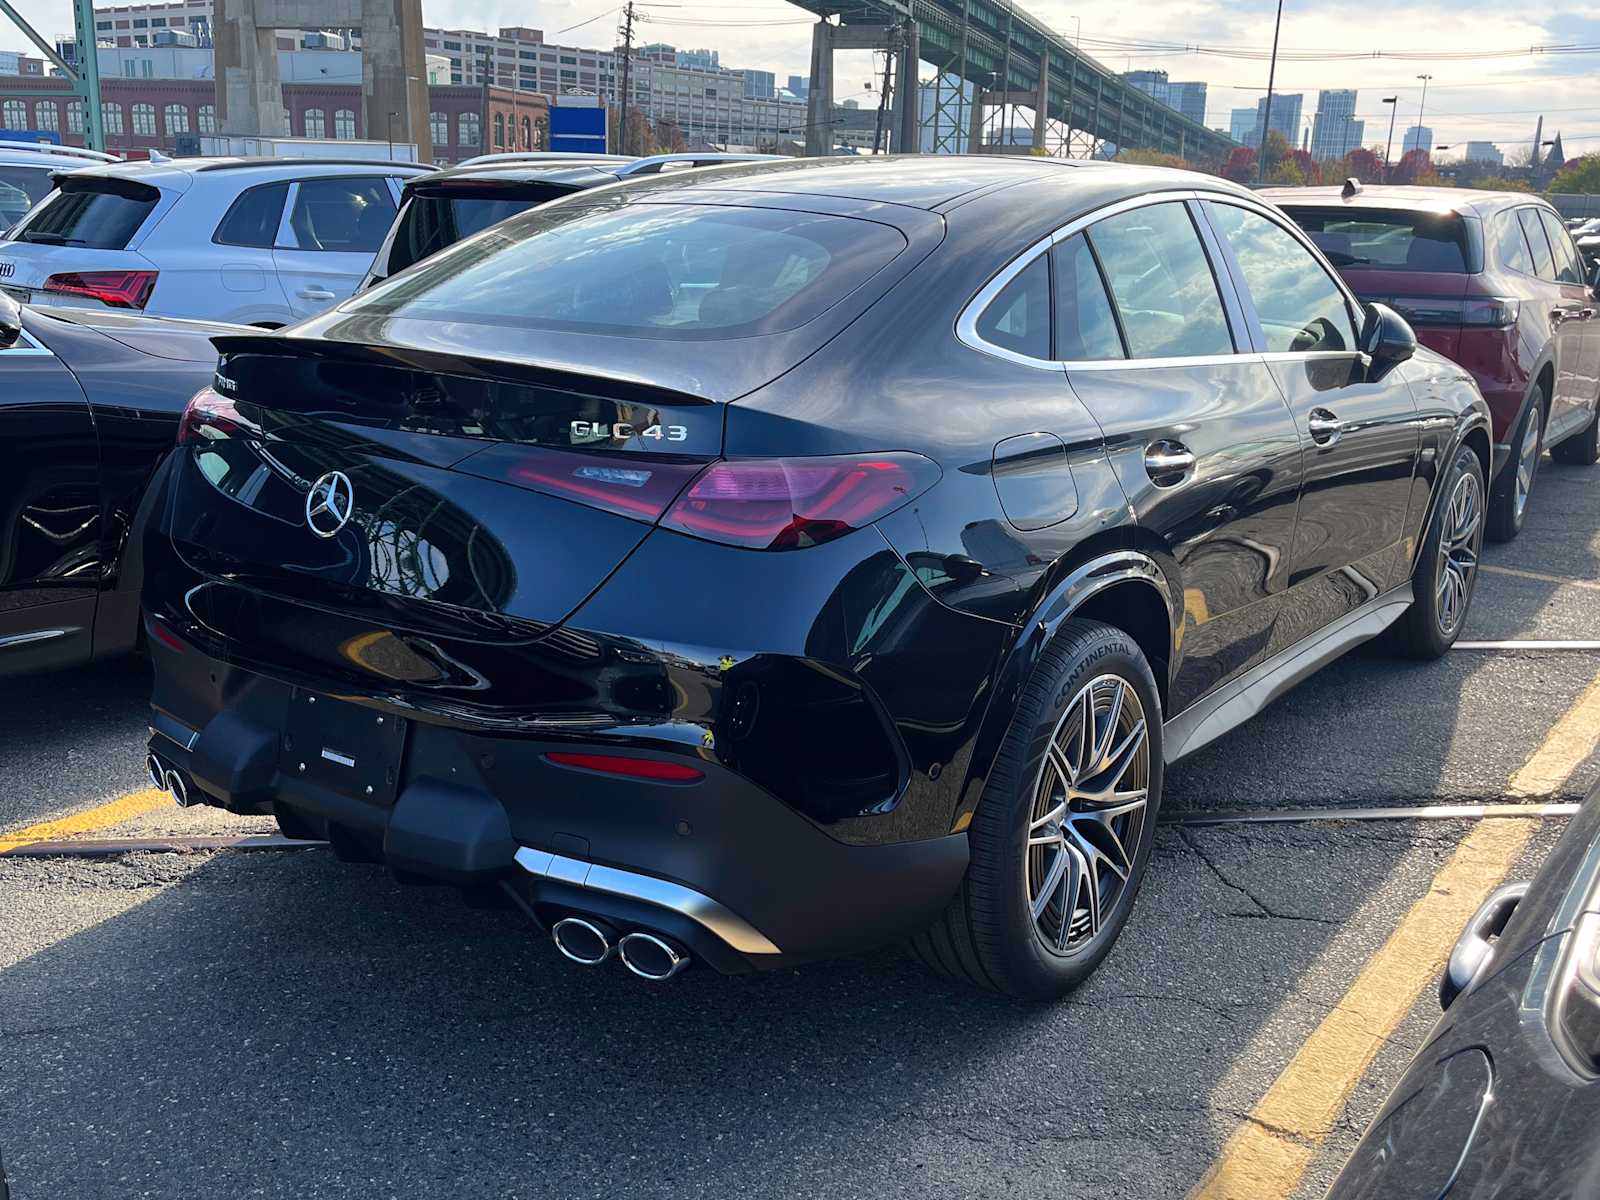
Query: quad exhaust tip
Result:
<box><xmin>618</xmin><ymin>931</ymin><xmax>690</xmax><ymax>981</ymax></box>
<box><xmin>165</xmin><ymin>768</ymin><xmax>195</xmax><ymax>809</ymax></box>
<box><xmin>551</xmin><ymin>917</ymin><xmax>615</xmax><ymax>966</ymax></box>
<box><xmin>146</xmin><ymin>753</ymin><xmax>167</xmax><ymax>793</ymax></box>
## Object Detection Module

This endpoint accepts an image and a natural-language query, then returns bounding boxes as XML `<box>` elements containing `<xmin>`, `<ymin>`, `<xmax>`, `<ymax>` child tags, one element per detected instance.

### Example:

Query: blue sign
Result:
<box><xmin>549</xmin><ymin>106</ymin><xmax>607</xmax><ymax>155</ymax></box>
<box><xmin>0</xmin><ymin>130</ymin><xmax>63</xmax><ymax>146</ymax></box>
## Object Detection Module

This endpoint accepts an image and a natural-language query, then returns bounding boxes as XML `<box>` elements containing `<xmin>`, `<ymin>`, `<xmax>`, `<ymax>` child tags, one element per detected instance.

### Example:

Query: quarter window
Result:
<box><xmin>214</xmin><ymin>182</ymin><xmax>288</xmax><ymax>248</ymax></box>
<box><xmin>1051</xmin><ymin>233</ymin><xmax>1124</xmax><ymax>360</ymax></box>
<box><xmin>1493</xmin><ymin>210</ymin><xmax>1534</xmax><ymax>274</ymax></box>
<box><xmin>1518</xmin><ymin>208</ymin><xmax>1555</xmax><ymax>280</ymax></box>
<box><xmin>1206</xmin><ymin>202</ymin><xmax>1355</xmax><ymax>354</ymax></box>
<box><xmin>1087</xmin><ymin>202</ymin><xmax>1233</xmax><ymax>360</ymax></box>
<box><xmin>975</xmin><ymin>254</ymin><xmax>1051</xmax><ymax>360</ymax></box>
<box><xmin>1539</xmin><ymin>210</ymin><xmax>1585</xmax><ymax>285</ymax></box>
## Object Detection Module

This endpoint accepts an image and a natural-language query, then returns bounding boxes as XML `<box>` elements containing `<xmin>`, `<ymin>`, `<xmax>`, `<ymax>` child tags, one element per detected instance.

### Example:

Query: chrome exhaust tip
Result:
<box><xmin>146</xmin><ymin>753</ymin><xmax>167</xmax><ymax>792</ymax></box>
<box><xmin>551</xmin><ymin>917</ymin><xmax>615</xmax><ymax>965</ymax></box>
<box><xmin>164</xmin><ymin>768</ymin><xmax>195</xmax><ymax>809</ymax></box>
<box><xmin>618</xmin><ymin>932</ymin><xmax>690</xmax><ymax>981</ymax></box>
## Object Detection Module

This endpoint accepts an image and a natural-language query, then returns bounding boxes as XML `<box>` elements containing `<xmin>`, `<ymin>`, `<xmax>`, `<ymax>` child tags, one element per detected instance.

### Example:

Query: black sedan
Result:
<box><xmin>1328</xmin><ymin>786</ymin><xmax>1600</xmax><ymax>1198</ymax></box>
<box><xmin>0</xmin><ymin>292</ymin><xmax>229</xmax><ymax>676</ymax></box>
<box><xmin>140</xmin><ymin>157</ymin><xmax>1491</xmax><ymax>997</ymax></box>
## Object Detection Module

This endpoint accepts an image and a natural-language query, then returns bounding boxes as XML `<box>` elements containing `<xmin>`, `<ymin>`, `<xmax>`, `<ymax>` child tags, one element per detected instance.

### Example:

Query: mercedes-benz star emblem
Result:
<box><xmin>305</xmin><ymin>471</ymin><xmax>355</xmax><ymax>538</ymax></box>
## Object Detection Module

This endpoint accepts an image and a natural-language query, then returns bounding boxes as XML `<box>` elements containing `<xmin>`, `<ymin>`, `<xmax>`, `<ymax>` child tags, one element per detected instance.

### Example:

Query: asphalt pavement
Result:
<box><xmin>1</xmin><ymin>458</ymin><xmax>1597</xmax><ymax>1199</ymax></box>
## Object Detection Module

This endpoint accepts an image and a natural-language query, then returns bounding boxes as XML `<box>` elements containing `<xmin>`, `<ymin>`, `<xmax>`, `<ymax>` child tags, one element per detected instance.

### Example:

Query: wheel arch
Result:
<box><xmin>950</xmin><ymin>538</ymin><xmax>1178</xmax><ymax>837</ymax></box>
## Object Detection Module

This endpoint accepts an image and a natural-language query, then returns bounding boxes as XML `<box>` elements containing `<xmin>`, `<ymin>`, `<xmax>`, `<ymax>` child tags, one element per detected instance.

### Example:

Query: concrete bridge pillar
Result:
<box><xmin>804</xmin><ymin>20</ymin><xmax>835</xmax><ymax>156</ymax></box>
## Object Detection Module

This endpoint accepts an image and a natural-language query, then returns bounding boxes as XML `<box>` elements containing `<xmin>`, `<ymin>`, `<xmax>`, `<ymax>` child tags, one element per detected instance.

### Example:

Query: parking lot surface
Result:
<box><xmin>2</xmin><ymin>464</ymin><xmax>1598</xmax><ymax>1199</ymax></box>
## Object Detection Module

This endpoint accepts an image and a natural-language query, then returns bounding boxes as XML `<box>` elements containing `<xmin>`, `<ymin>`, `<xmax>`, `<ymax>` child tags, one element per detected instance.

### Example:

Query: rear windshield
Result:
<box><xmin>352</xmin><ymin>201</ymin><xmax>908</xmax><ymax>340</ymax></box>
<box><xmin>384</xmin><ymin>185</ymin><xmax>573</xmax><ymax>275</ymax></box>
<box><xmin>1281</xmin><ymin>207</ymin><xmax>1470</xmax><ymax>273</ymax></box>
<box><xmin>0</xmin><ymin>164</ymin><xmax>54</xmax><ymax>226</ymax></box>
<box><xmin>14</xmin><ymin>177</ymin><xmax>160</xmax><ymax>250</ymax></box>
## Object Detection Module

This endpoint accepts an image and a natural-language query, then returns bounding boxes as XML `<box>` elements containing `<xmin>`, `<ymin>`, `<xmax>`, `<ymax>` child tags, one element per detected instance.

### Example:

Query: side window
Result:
<box><xmin>975</xmin><ymin>254</ymin><xmax>1050</xmax><ymax>360</ymax></box>
<box><xmin>1085</xmin><ymin>202</ymin><xmax>1233</xmax><ymax>360</ymax></box>
<box><xmin>1206</xmin><ymin>202</ymin><xmax>1356</xmax><ymax>354</ymax></box>
<box><xmin>1051</xmin><ymin>233</ymin><xmax>1124</xmax><ymax>360</ymax></box>
<box><xmin>213</xmin><ymin>182</ymin><xmax>288</xmax><ymax>248</ymax></box>
<box><xmin>1493</xmin><ymin>210</ymin><xmax>1534</xmax><ymax>275</ymax></box>
<box><xmin>1518</xmin><ymin>208</ymin><xmax>1555</xmax><ymax>280</ymax></box>
<box><xmin>1539</xmin><ymin>210</ymin><xmax>1585</xmax><ymax>285</ymax></box>
<box><xmin>287</xmin><ymin>177</ymin><xmax>397</xmax><ymax>253</ymax></box>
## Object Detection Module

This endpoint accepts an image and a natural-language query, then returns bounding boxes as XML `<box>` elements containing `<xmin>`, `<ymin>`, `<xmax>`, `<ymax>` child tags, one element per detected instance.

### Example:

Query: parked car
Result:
<box><xmin>1576</xmin><ymin>224</ymin><xmax>1600</xmax><ymax>271</ymax></box>
<box><xmin>0</xmin><ymin>157</ymin><xmax>430</xmax><ymax>327</ymax></box>
<box><xmin>1326</xmin><ymin>782</ymin><xmax>1600</xmax><ymax>1198</ymax></box>
<box><xmin>141</xmin><ymin>157</ymin><xmax>1491</xmax><ymax>998</ymax></box>
<box><xmin>1268</xmin><ymin>184</ymin><xmax>1600</xmax><ymax>541</ymax></box>
<box><xmin>361</xmin><ymin>152</ymin><xmax>782</xmax><ymax>289</ymax></box>
<box><xmin>0</xmin><ymin>140</ymin><xmax>118</xmax><ymax>232</ymax></box>
<box><xmin>0</xmin><ymin>291</ymin><xmax>237</xmax><ymax>676</ymax></box>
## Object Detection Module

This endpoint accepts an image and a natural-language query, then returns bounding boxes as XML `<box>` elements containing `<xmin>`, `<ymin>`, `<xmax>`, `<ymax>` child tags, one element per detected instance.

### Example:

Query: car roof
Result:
<box><xmin>1262</xmin><ymin>183</ymin><xmax>1542</xmax><ymax>219</ymax></box>
<box><xmin>590</xmin><ymin>154</ymin><xmax>1261</xmax><ymax>213</ymax></box>
<box><xmin>408</xmin><ymin>161</ymin><xmax>625</xmax><ymax>191</ymax></box>
<box><xmin>54</xmin><ymin>156</ymin><xmax>431</xmax><ymax>188</ymax></box>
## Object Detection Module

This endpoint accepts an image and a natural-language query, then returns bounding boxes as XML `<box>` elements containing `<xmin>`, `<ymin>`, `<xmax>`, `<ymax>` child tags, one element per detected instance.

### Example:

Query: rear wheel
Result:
<box><xmin>909</xmin><ymin>619</ymin><xmax>1162</xmax><ymax>999</ymax></box>
<box><xmin>1487</xmin><ymin>392</ymin><xmax>1543</xmax><ymax>542</ymax></box>
<box><xmin>1551</xmin><ymin>404</ymin><xmax>1600</xmax><ymax>466</ymax></box>
<box><xmin>1389</xmin><ymin>444</ymin><xmax>1486</xmax><ymax>660</ymax></box>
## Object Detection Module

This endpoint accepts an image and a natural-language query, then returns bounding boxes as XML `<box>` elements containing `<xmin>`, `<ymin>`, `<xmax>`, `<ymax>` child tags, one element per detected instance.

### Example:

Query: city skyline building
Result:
<box><xmin>1402</xmin><ymin>124</ymin><xmax>1433</xmax><ymax>154</ymax></box>
<box><xmin>1310</xmin><ymin>89</ymin><xmax>1364</xmax><ymax>159</ymax></box>
<box><xmin>1121</xmin><ymin>69</ymin><xmax>1206</xmax><ymax>126</ymax></box>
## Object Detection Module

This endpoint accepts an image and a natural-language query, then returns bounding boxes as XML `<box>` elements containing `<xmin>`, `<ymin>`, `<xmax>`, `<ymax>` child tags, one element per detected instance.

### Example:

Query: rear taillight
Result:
<box><xmin>461</xmin><ymin>446</ymin><xmax>706</xmax><ymax>524</ymax></box>
<box><xmin>1384</xmin><ymin>296</ymin><xmax>1519</xmax><ymax>328</ymax></box>
<box><xmin>544</xmin><ymin>752</ymin><xmax>704</xmax><ymax>783</ymax></box>
<box><xmin>660</xmin><ymin>453</ymin><xmax>940</xmax><ymax>551</ymax></box>
<box><xmin>177</xmin><ymin>385</ymin><xmax>252</xmax><ymax>444</ymax></box>
<box><xmin>42</xmin><ymin>269</ymin><xmax>157</xmax><ymax>310</ymax></box>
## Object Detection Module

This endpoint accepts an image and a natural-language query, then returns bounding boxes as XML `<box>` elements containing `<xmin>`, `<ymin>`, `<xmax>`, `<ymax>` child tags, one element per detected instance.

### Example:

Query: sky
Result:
<box><xmin>6</xmin><ymin>0</ymin><xmax>1598</xmax><ymax>159</ymax></box>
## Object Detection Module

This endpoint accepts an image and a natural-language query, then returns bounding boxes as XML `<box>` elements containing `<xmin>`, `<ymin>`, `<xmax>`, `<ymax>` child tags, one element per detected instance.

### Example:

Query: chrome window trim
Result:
<box><xmin>0</xmin><ymin>328</ymin><xmax>53</xmax><ymax>357</ymax></box>
<box><xmin>957</xmin><ymin>188</ymin><xmax>1258</xmax><ymax>372</ymax></box>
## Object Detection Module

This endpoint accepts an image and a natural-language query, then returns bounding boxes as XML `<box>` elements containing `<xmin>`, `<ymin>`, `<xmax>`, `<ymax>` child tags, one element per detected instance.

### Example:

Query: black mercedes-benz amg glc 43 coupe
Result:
<box><xmin>142</xmin><ymin>157</ymin><xmax>1493</xmax><ymax>997</ymax></box>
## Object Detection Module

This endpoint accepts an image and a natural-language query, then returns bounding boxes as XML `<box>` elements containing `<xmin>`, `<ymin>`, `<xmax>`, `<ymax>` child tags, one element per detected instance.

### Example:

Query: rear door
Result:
<box><xmin>0</xmin><ymin>322</ymin><xmax>99</xmax><ymax>674</ymax></box>
<box><xmin>1055</xmin><ymin>197</ymin><xmax>1305</xmax><ymax>713</ymax></box>
<box><xmin>271</xmin><ymin>175</ymin><xmax>399</xmax><ymax>320</ymax></box>
<box><xmin>1537</xmin><ymin>207</ymin><xmax>1600</xmax><ymax>440</ymax></box>
<box><xmin>1202</xmin><ymin>197</ymin><xmax>1420</xmax><ymax>632</ymax></box>
<box><xmin>1518</xmin><ymin>206</ymin><xmax>1587</xmax><ymax>437</ymax></box>
<box><xmin>188</xmin><ymin>179</ymin><xmax>292</xmax><ymax>324</ymax></box>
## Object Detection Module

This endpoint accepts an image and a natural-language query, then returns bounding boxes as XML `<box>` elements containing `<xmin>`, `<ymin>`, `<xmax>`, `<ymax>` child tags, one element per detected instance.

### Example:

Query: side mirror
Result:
<box><xmin>0</xmin><ymin>290</ymin><xmax>20</xmax><ymax>350</ymax></box>
<box><xmin>1360</xmin><ymin>302</ymin><xmax>1415</xmax><ymax>379</ymax></box>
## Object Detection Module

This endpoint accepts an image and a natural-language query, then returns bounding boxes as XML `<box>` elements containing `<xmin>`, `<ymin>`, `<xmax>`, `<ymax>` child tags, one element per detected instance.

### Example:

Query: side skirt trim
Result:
<box><xmin>1163</xmin><ymin>583</ymin><xmax>1414</xmax><ymax>763</ymax></box>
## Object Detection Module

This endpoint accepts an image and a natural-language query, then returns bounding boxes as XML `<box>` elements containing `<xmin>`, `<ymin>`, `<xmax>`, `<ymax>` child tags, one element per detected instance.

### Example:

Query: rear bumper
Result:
<box><xmin>147</xmin><ymin>639</ymin><xmax>969</xmax><ymax>973</ymax></box>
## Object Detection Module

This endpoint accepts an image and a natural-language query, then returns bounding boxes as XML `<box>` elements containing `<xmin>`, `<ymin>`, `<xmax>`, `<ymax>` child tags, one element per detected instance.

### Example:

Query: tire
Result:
<box><xmin>909</xmin><ymin>619</ymin><xmax>1163</xmax><ymax>1000</ymax></box>
<box><xmin>1389</xmin><ymin>444</ymin><xmax>1486</xmax><ymax>660</ymax></box>
<box><xmin>1487</xmin><ymin>391</ymin><xmax>1543</xmax><ymax>542</ymax></box>
<box><xmin>1551</xmin><ymin>404</ymin><xmax>1600</xmax><ymax>466</ymax></box>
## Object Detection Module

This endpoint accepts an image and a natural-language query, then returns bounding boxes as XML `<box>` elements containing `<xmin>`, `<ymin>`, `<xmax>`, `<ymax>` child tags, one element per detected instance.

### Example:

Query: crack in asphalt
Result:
<box><xmin>1174</xmin><ymin>828</ymin><xmax>1340</xmax><ymax>924</ymax></box>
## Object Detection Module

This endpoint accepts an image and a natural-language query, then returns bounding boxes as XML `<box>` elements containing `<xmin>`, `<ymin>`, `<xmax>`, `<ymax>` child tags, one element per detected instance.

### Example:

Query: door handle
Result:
<box><xmin>1307</xmin><ymin>408</ymin><xmax>1343</xmax><ymax>447</ymax></box>
<box><xmin>298</xmin><ymin>288</ymin><xmax>337</xmax><ymax>301</ymax></box>
<box><xmin>1440</xmin><ymin>881</ymin><xmax>1528</xmax><ymax>1010</ymax></box>
<box><xmin>1143</xmin><ymin>440</ymin><xmax>1195</xmax><ymax>487</ymax></box>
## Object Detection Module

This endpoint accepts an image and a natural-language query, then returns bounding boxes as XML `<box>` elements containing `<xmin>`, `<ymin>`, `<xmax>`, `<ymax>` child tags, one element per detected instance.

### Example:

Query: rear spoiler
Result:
<box><xmin>209</xmin><ymin>332</ymin><xmax>719</xmax><ymax>410</ymax></box>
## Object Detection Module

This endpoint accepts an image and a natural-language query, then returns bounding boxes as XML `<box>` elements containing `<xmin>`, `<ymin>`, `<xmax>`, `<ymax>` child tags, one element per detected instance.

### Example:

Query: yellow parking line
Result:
<box><xmin>1189</xmin><ymin>671</ymin><xmax>1600</xmax><ymax>1200</ymax></box>
<box><xmin>0</xmin><ymin>788</ymin><xmax>170</xmax><ymax>856</ymax></box>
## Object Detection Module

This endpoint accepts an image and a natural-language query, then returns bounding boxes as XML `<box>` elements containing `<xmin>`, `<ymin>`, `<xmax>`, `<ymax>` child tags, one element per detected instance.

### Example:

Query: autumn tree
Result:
<box><xmin>1551</xmin><ymin>155</ymin><xmax>1600</xmax><ymax>195</ymax></box>
<box><xmin>1473</xmin><ymin>174</ymin><xmax>1533</xmax><ymax>194</ymax></box>
<box><xmin>1390</xmin><ymin>147</ymin><xmax>1443</xmax><ymax>186</ymax></box>
<box><xmin>1220</xmin><ymin>145</ymin><xmax>1256</xmax><ymax>183</ymax></box>
<box><xmin>1346</xmin><ymin>146</ymin><xmax>1384</xmax><ymax>181</ymax></box>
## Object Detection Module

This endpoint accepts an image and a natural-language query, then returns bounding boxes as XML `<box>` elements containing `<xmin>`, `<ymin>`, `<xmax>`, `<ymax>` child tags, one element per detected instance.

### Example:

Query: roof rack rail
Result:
<box><xmin>456</xmin><ymin>151</ymin><xmax>636</xmax><ymax>167</ymax></box>
<box><xmin>612</xmin><ymin>152</ymin><xmax>785</xmax><ymax>177</ymax></box>
<box><xmin>0</xmin><ymin>140</ymin><xmax>119</xmax><ymax>164</ymax></box>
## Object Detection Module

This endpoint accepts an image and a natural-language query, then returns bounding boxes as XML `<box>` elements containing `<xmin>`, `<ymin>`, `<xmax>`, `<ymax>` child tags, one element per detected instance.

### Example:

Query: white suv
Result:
<box><xmin>0</xmin><ymin>140</ymin><xmax>118</xmax><ymax>232</ymax></box>
<box><xmin>0</xmin><ymin>156</ymin><xmax>430</xmax><ymax>326</ymax></box>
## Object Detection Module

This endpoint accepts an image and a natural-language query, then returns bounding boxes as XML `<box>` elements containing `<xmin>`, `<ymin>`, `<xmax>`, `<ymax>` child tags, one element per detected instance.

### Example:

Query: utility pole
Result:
<box><xmin>616</xmin><ymin>1</ymin><xmax>636</xmax><ymax>156</ymax></box>
<box><xmin>1255</xmin><ymin>0</ymin><xmax>1284</xmax><ymax>185</ymax></box>
<box><xmin>1381</xmin><ymin>95</ymin><xmax>1398</xmax><ymax>178</ymax></box>
<box><xmin>872</xmin><ymin>29</ymin><xmax>895</xmax><ymax>154</ymax></box>
<box><xmin>480</xmin><ymin>46</ymin><xmax>492</xmax><ymax>154</ymax></box>
<box><xmin>1414</xmin><ymin>73</ymin><xmax>1432</xmax><ymax>158</ymax></box>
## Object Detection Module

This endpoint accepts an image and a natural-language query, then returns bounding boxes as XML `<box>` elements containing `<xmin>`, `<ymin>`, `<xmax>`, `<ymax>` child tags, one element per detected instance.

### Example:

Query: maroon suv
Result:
<box><xmin>1268</xmin><ymin>184</ymin><xmax>1600</xmax><ymax>539</ymax></box>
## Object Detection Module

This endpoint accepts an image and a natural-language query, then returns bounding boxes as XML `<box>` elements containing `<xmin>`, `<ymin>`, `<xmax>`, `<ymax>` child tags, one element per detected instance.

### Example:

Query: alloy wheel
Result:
<box><xmin>1514</xmin><ymin>412</ymin><xmax>1540</xmax><ymax>523</ymax></box>
<box><xmin>1026</xmin><ymin>674</ymin><xmax>1150</xmax><ymax>955</ymax></box>
<box><xmin>1436</xmin><ymin>468</ymin><xmax>1483</xmax><ymax>637</ymax></box>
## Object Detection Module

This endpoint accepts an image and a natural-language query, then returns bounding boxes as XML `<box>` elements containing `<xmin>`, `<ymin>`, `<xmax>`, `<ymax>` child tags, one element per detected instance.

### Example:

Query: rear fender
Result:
<box><xmin>950</xmin><ymin>546</ymin><xmax>1176</xmax><ymax>835</ymax></box>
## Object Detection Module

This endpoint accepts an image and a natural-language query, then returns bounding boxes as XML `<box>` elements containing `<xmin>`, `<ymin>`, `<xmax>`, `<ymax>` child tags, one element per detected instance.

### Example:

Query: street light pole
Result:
<box><xmin>1255</xmin><ymin>0</ymin><xmax>1285</xmax><ymax>186</ymax></box>
<box><xmin>1381</xmin><ymin>96</ymin><xmax>1397</xmax><ymax>177</ymax></box>
<box><xmin>1415</xmin><ymin>73</ymin><xmax>1432</xmax><ymax>155</ymax></box>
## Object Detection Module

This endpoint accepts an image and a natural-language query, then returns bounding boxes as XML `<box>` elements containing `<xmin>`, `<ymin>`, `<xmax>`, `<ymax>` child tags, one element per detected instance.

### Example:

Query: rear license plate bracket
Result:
<box><xmin>281</xmin><ymin>689</ymin><xmax>407</xmax><ymax>807</ymax></box>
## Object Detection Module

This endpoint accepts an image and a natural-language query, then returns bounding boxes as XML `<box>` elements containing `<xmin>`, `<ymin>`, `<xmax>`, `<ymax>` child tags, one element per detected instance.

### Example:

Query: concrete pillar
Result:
<box><xmin>896</xmin><ymin>21</ymin><xmax>921</xmax><ymax>153</ymax></box>
<box><xmin>361</xmin><ymin>0</ymin><xmax>430</xmax><ymax>162</ymax></box>
<box><xmin>804</xmin><ymin>20</ymin><xmax>834</xmax><ymax>157</ymax></box>
<box><xmin>1033</xmin><ymin>60</ymin><xmax>1049</xmax><ymax>152</ymax></box>
<box><xmin>968</xmin><ymin>88</ymin><xmax>985</xmax><ymax>153</ymax></box>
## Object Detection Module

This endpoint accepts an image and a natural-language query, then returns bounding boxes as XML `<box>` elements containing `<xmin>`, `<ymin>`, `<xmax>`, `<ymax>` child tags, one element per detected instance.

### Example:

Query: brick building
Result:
<box><xmin>0</xmin><ymin>75</ymin><xmax>547</xmax><ymax>164</ymax></box>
